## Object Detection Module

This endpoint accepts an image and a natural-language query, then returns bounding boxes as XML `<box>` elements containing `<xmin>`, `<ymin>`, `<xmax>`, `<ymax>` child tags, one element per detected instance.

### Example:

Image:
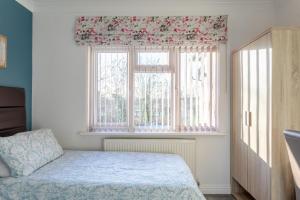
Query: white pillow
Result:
<box><xmin>0</xmin><ymin>129</ymin><xmax>63</xmax><ymax>177</ymax></box>
<box><xmin>0</xmin><ymin>157</ymin><xmax>10</xmax><ymax>177</ymax></box>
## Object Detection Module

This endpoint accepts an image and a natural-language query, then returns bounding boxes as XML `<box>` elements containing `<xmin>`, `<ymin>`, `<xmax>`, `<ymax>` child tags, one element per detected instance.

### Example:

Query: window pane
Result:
<box><xmin>137</xmin><ymin>52</ymin><xmax>169</xmax><ymax>66</ymax></box>
<box><xmin>96</xmin><ymin>52</ymin><xmax>128</xmax><ymax>129</ymax></box>
<box><xmin>180</xmin><ymin>50</ymin><xmax>217</xmax><ymax>131</ymax></box>
<box><xmin>134</xmin><ymin>73</ymin><xmax>171</xmax><ymax>130</ymax></box>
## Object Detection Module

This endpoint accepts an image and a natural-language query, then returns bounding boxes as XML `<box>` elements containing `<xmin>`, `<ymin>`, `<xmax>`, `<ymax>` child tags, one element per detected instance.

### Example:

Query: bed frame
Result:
<box><xmin>0</xmin><ymin>86</ymin><xmax>26</xmax><ymax>137</ymax></box>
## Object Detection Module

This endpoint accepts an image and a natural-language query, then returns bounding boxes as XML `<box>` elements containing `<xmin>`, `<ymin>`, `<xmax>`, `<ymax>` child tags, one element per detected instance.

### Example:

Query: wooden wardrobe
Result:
<box><xmin>231</xmin><ymin>27</ymin><xmax>300</xmax><ymax>200</ymax></box>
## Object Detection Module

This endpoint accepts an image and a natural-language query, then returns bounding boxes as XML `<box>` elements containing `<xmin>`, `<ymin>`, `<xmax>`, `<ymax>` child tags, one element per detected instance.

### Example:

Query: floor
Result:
<box><xmin>204</xmin><ymin>194</ymin><xmax>234</xmax><ymax>200</ymax></box>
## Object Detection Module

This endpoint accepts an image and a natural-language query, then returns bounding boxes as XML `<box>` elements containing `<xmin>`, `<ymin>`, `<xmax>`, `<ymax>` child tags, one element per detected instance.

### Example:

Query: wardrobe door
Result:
<box><xmin>247</xmin><ymin>43</ymin><xmax>259</xmax><ymax>198</ymax></box>
<box><xmin>240</xmin><ymin>48</ymin><xmax>250</xmax><ymax>190</ymax></box>
<box><xmin>247</xmin><ymin>34</ymin><xmax>272</xmax><ymax>200</ymax></box>
<box><xmin>232</xmin><ymin>52</ymin><xmax>244</xmax><ymax>185</ymax></box>
<box><xmin>256</xmin><ymin>33</ymin><xmax>271</xmax><ymax>200</ymax></box>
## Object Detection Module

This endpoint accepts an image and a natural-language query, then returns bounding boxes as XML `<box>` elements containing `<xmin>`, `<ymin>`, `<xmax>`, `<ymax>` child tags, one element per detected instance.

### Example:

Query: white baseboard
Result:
<box><xmin>199</xmin><ymin>184</ymin><xmax>231</xmax><ymax>194</ymax></box>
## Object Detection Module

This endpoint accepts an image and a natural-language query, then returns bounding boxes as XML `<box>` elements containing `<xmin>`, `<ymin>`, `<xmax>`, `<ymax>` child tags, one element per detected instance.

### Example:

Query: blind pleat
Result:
<box><xmin>104</xmin><ymin>52</ymin><xmax>107</xmax><ymax>126</ymax></box>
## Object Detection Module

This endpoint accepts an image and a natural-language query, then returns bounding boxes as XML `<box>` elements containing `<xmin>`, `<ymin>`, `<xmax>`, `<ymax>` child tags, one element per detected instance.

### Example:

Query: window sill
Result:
<box><xmin>79</xmin><ymin>131</ymin><xmax>227</xmax><ymax>137</ymax></box>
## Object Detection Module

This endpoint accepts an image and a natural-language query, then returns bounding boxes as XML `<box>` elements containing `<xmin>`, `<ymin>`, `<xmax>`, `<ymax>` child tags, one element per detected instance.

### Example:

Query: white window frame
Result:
<box><xmin>89</xmin><ymin>47</ymin><xmax>130</xmax><ymax>132</ymax></box>
<box><xmin>88</xmin><ymin>45</ymin><xmax>227</xmax><ymax>134</ymax></box>
<box><xmin>134</xmin><ymin>48</ymin><xmax>174</xmax><ymax>73</ymax></box>
<box><xmin>133</xmin><ymin>47</ymin><xmax>175</xmax><ymax>132</ymax></box>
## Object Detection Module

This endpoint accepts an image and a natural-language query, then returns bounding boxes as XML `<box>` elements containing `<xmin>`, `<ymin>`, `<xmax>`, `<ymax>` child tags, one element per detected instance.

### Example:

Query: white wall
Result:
<box><xmin>32</xmin><ymin>0</ymin><xmax>274</xmax><ymax>194</ymax></box>
<box><xmin>274</xmin><ymin>0</ymin><xmax>300</xmax><ymax>26</ymax></box>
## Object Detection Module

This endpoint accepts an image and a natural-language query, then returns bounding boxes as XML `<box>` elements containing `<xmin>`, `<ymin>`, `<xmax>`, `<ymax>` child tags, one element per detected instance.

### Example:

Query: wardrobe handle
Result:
<box><xmin>248</xmin><ymin>112</ymin><xmax>252</xmax><ymax>127</ymax></box>
<box><xmin>244</xmin><ymin>111</ymin><xmax>248</xmax><ymax>126</ymax></box>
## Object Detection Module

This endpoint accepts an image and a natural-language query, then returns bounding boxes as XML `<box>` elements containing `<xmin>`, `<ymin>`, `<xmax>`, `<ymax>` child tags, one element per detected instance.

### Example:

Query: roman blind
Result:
<box><xmin>75</xmin><ymin>16</ymin><xmax>228</xmax><ymax>46</ymax></box>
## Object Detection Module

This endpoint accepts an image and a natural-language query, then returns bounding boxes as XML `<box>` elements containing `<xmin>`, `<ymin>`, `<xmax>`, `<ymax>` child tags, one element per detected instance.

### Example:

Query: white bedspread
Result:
<box><xmin>0</xmin><ymin>150</ymin><xmax>205</xmax><ymax>200</ymax></box>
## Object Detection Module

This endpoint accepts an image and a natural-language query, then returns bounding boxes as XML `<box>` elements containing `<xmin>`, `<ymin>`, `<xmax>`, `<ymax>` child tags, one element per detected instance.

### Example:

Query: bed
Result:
<box><xmin>0</xmin><ymin>86</ymin><xmax>205</xmax><ymax>200</ymax></box>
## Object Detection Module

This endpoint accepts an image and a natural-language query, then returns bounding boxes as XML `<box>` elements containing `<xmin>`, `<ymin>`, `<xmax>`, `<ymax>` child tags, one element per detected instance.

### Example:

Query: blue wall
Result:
<box><xmin>0</xmin><ymin>0</ymin><xmax>32</xmax><ymax>129</ymax></box>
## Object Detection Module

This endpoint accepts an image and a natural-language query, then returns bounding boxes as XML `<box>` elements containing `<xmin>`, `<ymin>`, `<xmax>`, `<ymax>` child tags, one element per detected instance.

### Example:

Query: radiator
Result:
<box><xmin>104</xmin><ymin>139</ymin><xmax>196</xmax><ymax>176</ymax></box>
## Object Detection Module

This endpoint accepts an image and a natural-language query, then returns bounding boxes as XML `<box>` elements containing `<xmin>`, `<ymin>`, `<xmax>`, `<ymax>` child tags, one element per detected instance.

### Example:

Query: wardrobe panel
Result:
<box><xmin>272</xmin><ymin>28</ymin><xmax>300</xmax><ymax>200</ymax></box>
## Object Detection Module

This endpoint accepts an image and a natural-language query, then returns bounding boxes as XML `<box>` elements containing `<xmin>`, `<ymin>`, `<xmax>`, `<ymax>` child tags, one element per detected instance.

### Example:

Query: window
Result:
<box><xmin>89</xmin><ymin>46</ymin><xmax>224</xmax><ymax>133</ymax></box>
<box><xmin>89</xmin><ymin>50</ymin><xmax>128</xmax><ymax>131</ymax></box>
<box><xmin>180</xmin><ymin>49</ymin><xmax>218</xmax><ymax>131</ymax></box>
<box><xmin>134</xmin><ymin>50</ymin><xmax>173</xmax><ymax>131</ymax></box>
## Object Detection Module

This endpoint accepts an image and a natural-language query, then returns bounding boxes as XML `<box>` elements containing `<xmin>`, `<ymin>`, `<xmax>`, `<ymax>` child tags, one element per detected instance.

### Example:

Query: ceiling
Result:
<box><xmin>30</xmin><ymin>0</ymin><xmax>273</xmax><ymax>2</ymax></box>
<box><xmin>16</xmin><ymin>0</ymin><xmax>274</xmax><ymax>12</ymax></box>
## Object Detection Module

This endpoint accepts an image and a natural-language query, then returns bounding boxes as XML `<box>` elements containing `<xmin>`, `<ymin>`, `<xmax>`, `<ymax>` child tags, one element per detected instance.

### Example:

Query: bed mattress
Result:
<box><xmin>0</xmin><ymin>150</ymin><xmax>205</xmax><ymax>200</ymax></box>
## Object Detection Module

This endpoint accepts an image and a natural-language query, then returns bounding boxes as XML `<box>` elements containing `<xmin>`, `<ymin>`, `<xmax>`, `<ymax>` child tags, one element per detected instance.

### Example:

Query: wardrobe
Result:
<box><xmin>231</xmin><ymin>27</ymin><xmax>300</xmax><ymax>200</ymax></box>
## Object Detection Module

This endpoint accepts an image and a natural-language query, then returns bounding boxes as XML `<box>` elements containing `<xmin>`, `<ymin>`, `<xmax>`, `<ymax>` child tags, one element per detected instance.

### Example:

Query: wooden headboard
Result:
<box><xmin>0</xmin><ymin>86</ymin><xmax>26</xmax><ymax>137</ymax></box>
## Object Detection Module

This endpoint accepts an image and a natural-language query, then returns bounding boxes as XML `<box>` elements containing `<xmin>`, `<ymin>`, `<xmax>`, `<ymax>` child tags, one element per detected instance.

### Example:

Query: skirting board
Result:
<box><xmin>199</xmin><ymin>185</ymin><xmax>231</xmax><ymax>194</ymax></box>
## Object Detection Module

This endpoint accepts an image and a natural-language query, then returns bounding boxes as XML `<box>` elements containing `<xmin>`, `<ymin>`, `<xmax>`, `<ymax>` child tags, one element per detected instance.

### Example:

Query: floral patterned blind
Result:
<box><xmin>75</xmin><ymin>16</ymin><xmax>228</xmax><ymax>46</ymax></box>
